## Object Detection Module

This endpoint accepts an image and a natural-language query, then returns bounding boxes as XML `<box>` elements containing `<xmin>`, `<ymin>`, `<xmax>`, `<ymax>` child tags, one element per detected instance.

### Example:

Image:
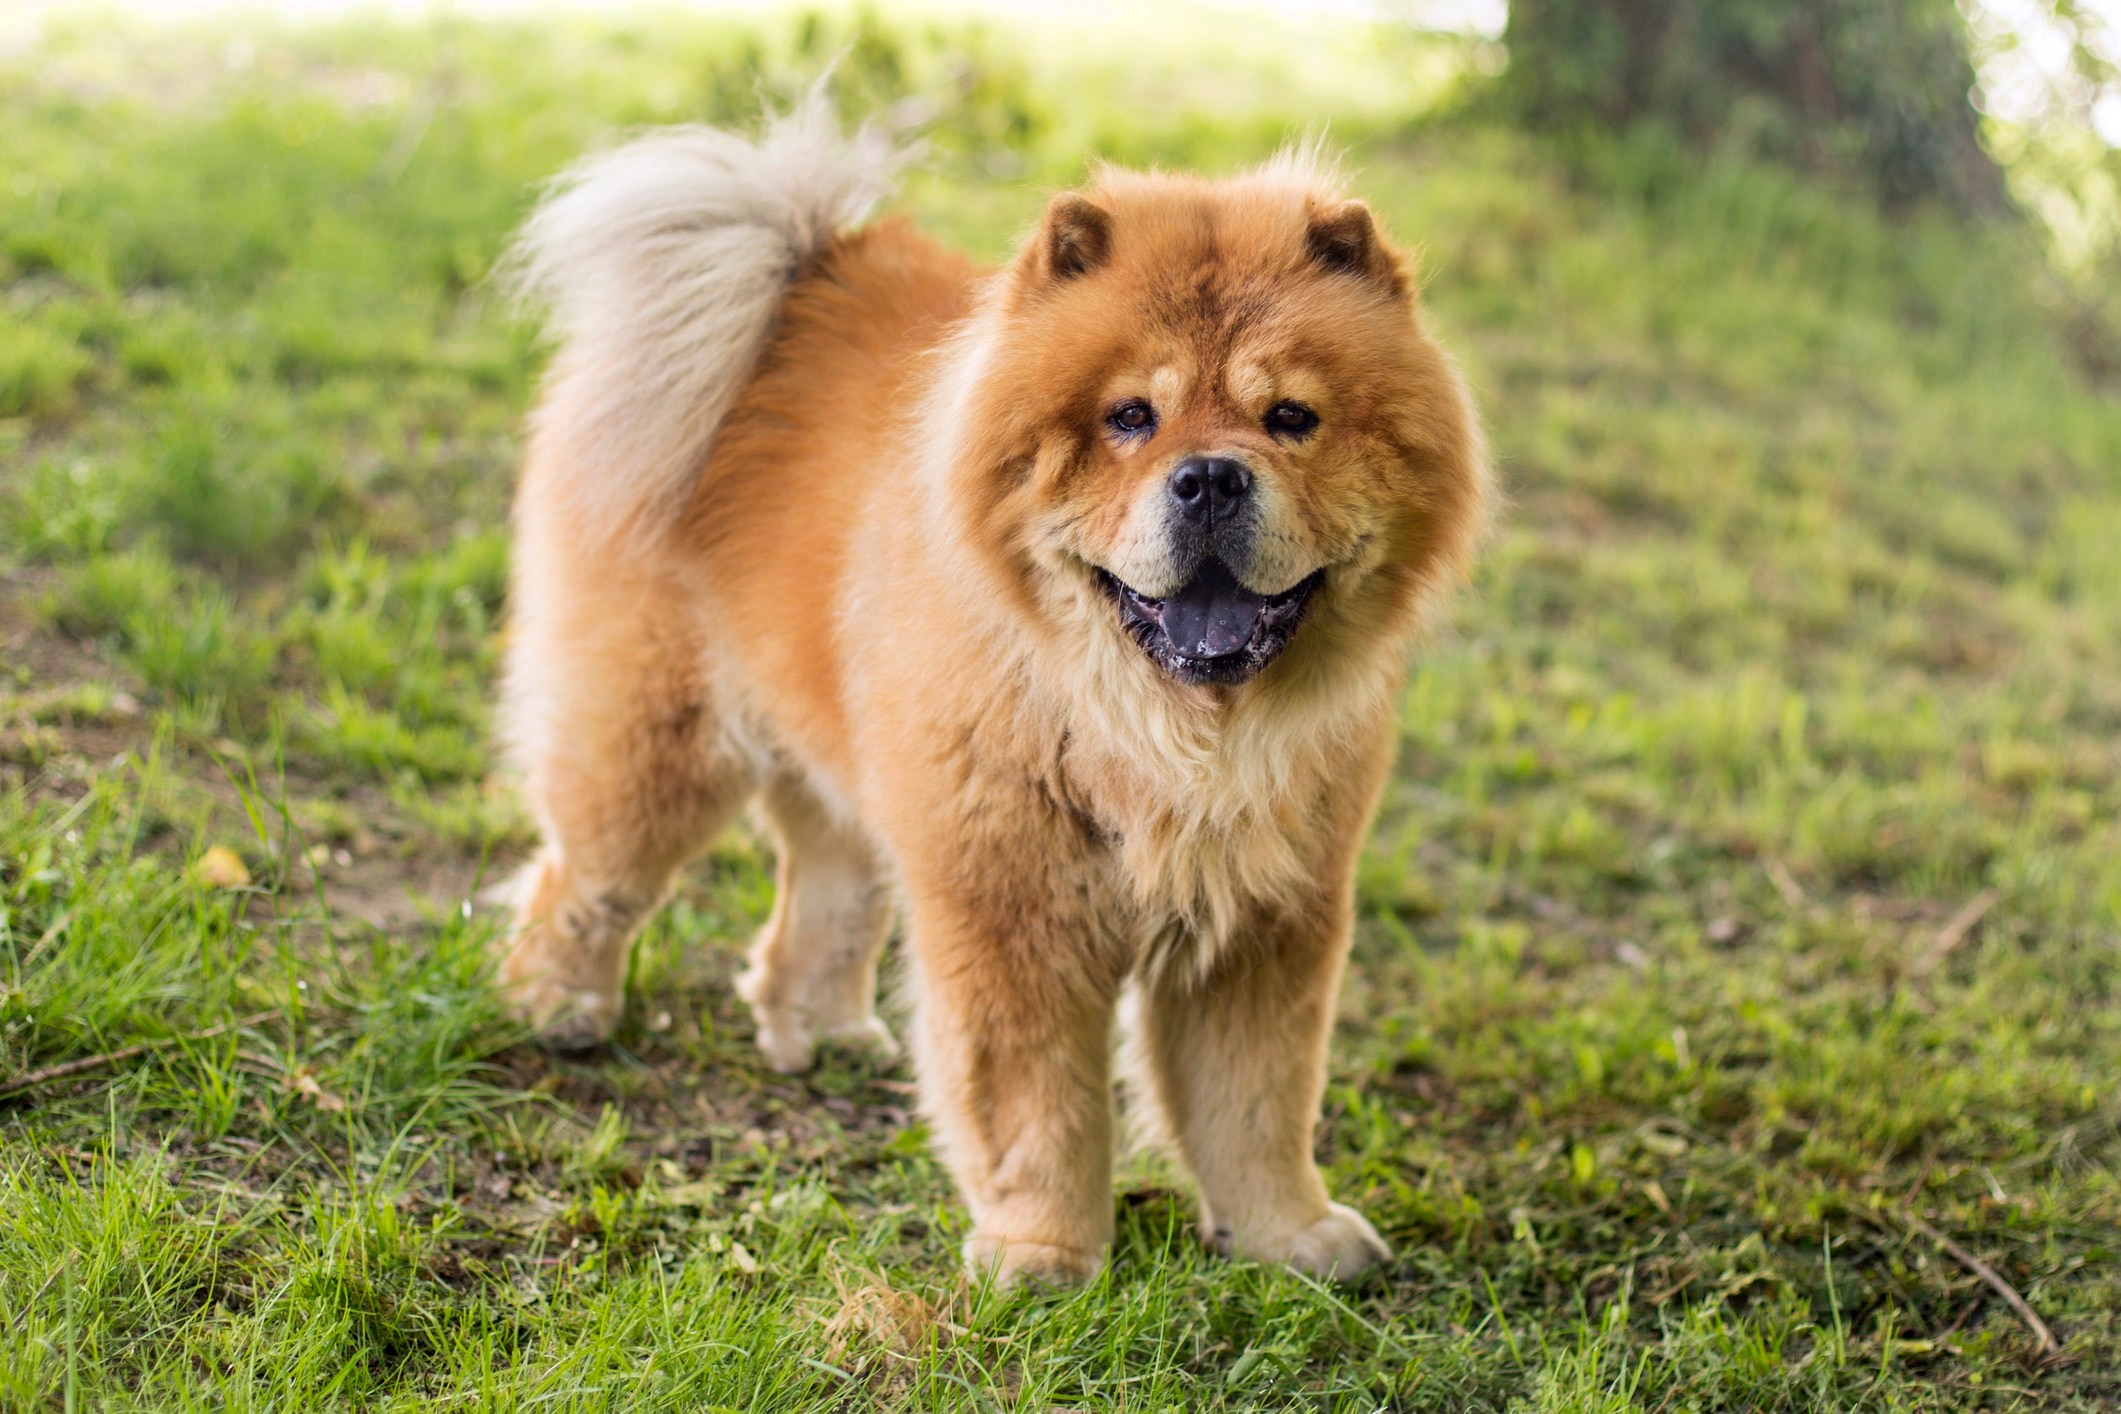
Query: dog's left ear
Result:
<box><xmin>1305</xmin><ymin>199</ymin><xmax>1407</xmax><ymax>297</ymax></box>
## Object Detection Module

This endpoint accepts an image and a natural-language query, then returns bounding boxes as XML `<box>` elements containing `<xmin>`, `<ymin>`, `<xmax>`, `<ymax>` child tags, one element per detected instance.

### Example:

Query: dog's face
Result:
<box><xmin>955</xmin><ymin>159</ymin><xmax>1487</xmax><ymax>691</ymax></box>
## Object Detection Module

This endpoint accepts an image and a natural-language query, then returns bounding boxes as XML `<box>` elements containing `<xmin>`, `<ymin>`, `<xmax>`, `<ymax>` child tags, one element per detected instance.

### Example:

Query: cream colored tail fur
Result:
<box><xmin>505</xmin><ymin>96</ymin><xmax>902</xmax><ymax>536</ymax></box>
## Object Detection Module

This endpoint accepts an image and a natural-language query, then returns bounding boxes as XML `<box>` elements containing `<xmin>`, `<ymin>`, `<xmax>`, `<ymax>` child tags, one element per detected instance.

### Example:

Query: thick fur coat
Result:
<box><xmin>497</xmin><ymin>101</ymin><xmax>1490</xmax><ymax>1286</ymax></box>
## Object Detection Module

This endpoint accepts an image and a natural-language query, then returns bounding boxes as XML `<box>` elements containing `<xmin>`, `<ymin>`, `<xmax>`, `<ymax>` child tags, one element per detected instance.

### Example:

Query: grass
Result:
<box><xmin>2</xmin><ymin>7</ymin><xmax>2118</xmax><ymax>1410</ymax></box>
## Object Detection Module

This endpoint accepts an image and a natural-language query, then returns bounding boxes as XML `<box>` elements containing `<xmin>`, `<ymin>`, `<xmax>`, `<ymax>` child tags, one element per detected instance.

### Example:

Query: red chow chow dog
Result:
<box><xmin>496</xmin><ymin>100</ymin><xmax>1489</xmax><ymax>1286</ymax></box>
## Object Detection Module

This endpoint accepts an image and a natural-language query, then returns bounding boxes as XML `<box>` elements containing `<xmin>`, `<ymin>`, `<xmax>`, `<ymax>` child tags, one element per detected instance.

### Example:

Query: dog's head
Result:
<box><xmin>946</xmin><ymin>152</ymin><xmax>1489</xmax><ymax>693</ymax></box>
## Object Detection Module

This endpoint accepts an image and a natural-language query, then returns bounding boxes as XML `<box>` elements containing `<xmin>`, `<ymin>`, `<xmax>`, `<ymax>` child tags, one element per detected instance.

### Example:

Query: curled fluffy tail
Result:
<box><xmin>506</xmin><ymin>96</ymin><xmax>903</xmax><ymax>536</ymax></box>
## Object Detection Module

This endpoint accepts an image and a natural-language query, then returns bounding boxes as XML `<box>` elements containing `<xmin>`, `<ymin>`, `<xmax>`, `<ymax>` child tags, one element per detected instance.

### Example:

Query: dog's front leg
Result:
<box><xmin>904</xmin><ymin>885</ymin><xmax>1123</xmax><ymax>1288</ymax></box>
<box><xmin>1138</xmin><ymin>894</ymin><xmax>1391</xmax><ymax>1281</ymax></box>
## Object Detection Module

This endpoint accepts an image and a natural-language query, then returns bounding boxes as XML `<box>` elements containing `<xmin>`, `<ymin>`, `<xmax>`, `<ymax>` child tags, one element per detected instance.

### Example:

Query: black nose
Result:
<box><xmin>1166</xmin><ymin>456</ymin><xmax>1252</xmax><ymax>524</ymax></box>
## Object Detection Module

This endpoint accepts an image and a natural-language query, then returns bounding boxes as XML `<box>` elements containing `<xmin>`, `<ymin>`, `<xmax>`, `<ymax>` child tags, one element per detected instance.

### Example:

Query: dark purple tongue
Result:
<box><xmin>1159</xmin><ymin>560</ymin><xmax>1265</xmax><ymax>659</ymax></box>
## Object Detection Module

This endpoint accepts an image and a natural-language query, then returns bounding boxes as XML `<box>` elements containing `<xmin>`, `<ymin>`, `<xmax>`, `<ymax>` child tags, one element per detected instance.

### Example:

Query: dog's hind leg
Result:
<box><xmin>497</xmin><ymin>488</ymin><xmax>756</xmax><ymax>1047</ymax></box>
<box><xmin>735</xmin><ymin>771</ymin><xmax>898</xmax><ymax>1073</ymax></box>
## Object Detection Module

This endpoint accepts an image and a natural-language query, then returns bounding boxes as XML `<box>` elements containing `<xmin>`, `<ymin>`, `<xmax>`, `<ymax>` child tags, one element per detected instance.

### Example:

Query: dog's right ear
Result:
<box><xmin>1033</xmin><ymin>194</ymin><xmax>1112</xmax><ymax>281</ymax></box>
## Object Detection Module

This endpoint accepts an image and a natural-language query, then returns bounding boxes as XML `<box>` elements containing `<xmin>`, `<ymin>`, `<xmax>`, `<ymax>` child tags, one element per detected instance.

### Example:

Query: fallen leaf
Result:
<box><xmin>824</xmin><ymin>1278</ymin><xmax>958</xmax><ymax>1359</ymax></box>
<box><xmin>729</xmin><ymin>1241</ymin><xmax>761</xmax><ymax>1275</ymax></box>
<box><xmin>195</xmin><ymin>846</ymin><xmax>251</xmax><ymax>890</ymax></box>
<box><xmin>289</xmin><ymin>1067</ymin><xmax>347</xmax><ymax>1113</ymax></box>
<box><xmin>658</xmin><ymin>1177</ymin><xmax>723</xmax><ymax>1209</ymax></box>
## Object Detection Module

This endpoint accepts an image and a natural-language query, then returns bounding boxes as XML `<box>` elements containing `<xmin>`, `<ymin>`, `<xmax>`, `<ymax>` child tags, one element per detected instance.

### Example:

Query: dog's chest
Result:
<box><xmin>1061</xmin><ymin>752</ymin><xmax>1321</xmax><ymax>952</ymax></box>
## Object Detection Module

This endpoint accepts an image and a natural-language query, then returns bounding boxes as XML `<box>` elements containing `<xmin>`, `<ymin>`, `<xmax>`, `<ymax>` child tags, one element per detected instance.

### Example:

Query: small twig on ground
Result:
<box><xmin>370</xmin><ymin>73</ymin><xmax>447</xmax><ymax>186</ymax></box>
<box><xmin>1901</xmin><ymin>1136</ymin><xmax>1943</xmax><ymax>1206</ymax></box>
<box><xmin>17</xmin><ymin>907</ymin><xmax>70</xmax><ymax>973</ymax></box>
<box><xmin>1902</xmin><ymin>1211</ymin><xmax>2062</xmax><ymax>1362</ymax></box>
<box><xmin>1499</xmin><ymin>881</ymin><xmax>1611</xmax><ymax>951</ymax></box>
<box><xmin>1765</xmin><ymin>859</ymin><xmax>1807</xmax><ymax>909</ymax></box>
<box><xmin>1911</xmin><ymin>889</ymin><xmax>1998</xmax><ymax>976</ymax></box>
<box><xmin>0</xmin><ymin>1011</ymin><xmax>275</xmax><ymax>1099</ymax></box>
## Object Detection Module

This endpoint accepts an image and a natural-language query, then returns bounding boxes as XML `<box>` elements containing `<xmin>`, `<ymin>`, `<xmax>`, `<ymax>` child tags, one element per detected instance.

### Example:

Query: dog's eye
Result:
<box><xmin>1265</xmin><ymin>401</ymin><xmax>1319</xmax><ymax>437</ymax></box>
<box><xmin>1106</xmin><ymin>400</ymin><xmax>1156</xmax><ymax>437</ymax></box>
<box><xmin>1111</xmin><ymin>398</ymin><xmax>1162</xmax><ymax>436</ymax></box>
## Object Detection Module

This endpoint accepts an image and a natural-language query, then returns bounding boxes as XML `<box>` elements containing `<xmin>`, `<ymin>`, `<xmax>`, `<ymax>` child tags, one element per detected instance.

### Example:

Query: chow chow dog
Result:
<box><xmin>496</xmin><ymin>99</ymin><xmax>1489</xmax><ymax>1287</ymax></box>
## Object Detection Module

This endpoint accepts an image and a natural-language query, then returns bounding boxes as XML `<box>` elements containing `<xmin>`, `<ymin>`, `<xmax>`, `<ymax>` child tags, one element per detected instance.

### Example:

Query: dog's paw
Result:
<box><xmin>747</xmin><ymin>1007</ymin><xmax>899</xmax><ymax>1075</ymax></box>
<box><xmin>502</xmin><ymin>978</ymin><xmax>621</xmax><ymax>1052</ymax></box>
<box><xmin>964</xmin><ymin>1232</ymin><xmax>1105</xmax><ymax>1289</ymax></box>
<box><xmin>1271</xmin><ymin>1203</ymin><xmax>1392</xmax><ymax>1281</ymax></box>
<box><xmin>822</xmin><ymin>1014</ymin><xmax>901</xmax><ymax>1062</ymax></box>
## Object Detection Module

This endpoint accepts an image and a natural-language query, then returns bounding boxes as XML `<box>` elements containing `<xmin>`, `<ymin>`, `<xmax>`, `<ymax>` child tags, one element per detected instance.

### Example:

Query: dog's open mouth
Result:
<box><xmin>1096</xmin><ymin>559</ymin><xmax>1323</xmax><ymax>686</ymax></box>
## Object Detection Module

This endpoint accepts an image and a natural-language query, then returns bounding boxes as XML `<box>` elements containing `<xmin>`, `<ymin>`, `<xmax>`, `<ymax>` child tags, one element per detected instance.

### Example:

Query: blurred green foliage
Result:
<box><xmin>1968</xmin><ymin>1</ymin><xmax>2121</xmax><ymax>379</ymax></box>
<box><xmin>1500</xmin><ymin>0</ymin><xmax>2003</xmax><ymax>213</ymax></box>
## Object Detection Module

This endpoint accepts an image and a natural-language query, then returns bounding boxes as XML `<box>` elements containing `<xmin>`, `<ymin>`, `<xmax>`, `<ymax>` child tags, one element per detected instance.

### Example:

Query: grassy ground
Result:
<box><xmin>3</xmin><ymin>9</ymin><xmax>2119</xmax><ymax>1410</ymax></box>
